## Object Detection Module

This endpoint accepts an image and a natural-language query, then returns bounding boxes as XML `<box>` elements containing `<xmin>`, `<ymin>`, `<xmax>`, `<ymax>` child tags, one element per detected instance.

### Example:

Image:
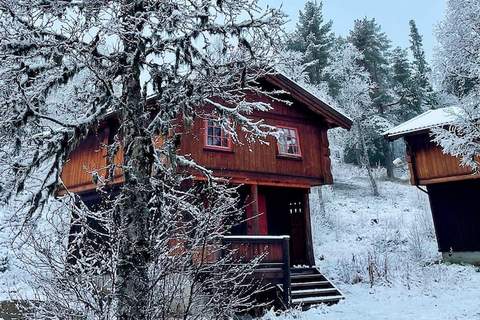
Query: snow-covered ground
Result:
<box><xmin>265</xmin><ymin>162</ymin><xmax>480</xmax><ymax>320</ymax></box>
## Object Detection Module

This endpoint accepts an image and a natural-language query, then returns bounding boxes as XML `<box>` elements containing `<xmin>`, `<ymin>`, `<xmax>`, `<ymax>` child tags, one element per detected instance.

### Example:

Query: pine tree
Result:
<box><xmin>287</xmin><ymin>1</ymin><xmax>334</xmax><ymax>84</ymax></box>
<box><xmin>390</xmin><ymin>47</ymin><xmax>419</xmax><ymax>121</ymax></box>
<box><xmin>409</xmin><ymin>20</ymin><xmax>434</xmax><ymax>110</ymax></box>
<box><xmin>348</xmin><ymin>18</ymin><xmax>391</xmax><ymax>110</ymax></box>
<box><xmin>348</xmin><ymin>18</ymin><xmax>395</xmax><ymax>178</ymax></box>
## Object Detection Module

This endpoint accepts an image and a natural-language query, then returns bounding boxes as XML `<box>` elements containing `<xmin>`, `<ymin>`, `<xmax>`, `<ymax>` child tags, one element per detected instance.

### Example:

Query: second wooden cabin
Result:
<box><xmin>385</xmin><ymin>107</ymin><xmax>480</xmax><ymax>265</ymax></box>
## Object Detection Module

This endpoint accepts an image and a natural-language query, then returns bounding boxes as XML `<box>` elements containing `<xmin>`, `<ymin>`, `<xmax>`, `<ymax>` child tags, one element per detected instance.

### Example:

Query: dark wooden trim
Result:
<box><xmin>281</xmin><ymin>236</ymin><xmax>291</xmax><ymax>307</ymax></box>
<box><xmin>201</xmin><ymin>168</ymin><xmax>325</xmax><ymax>186</ymax></box>
<box><xmin>406</xmin><ymin>143</ymin><xmax>419</xmax><ymax>186</ymax></box>
<box><xmin>303</xmin><ymin>190</ymin><xmax>315</xmax><ymax>266</ymax></box>
<box><xmin>418</xmin><ymin>174</ymin><xmax>480</xmax><ymax>185</ymax></box>
<box><xmin>250</xmin><ymin>184</ymin><xmax>260</xmax><ymax>235</ymax></box>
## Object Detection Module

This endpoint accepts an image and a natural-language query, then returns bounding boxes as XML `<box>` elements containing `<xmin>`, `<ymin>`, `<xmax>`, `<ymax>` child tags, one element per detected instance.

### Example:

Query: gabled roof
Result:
<box><xmin>384</xmin><ymin>107</ymin><xmax>463</xmax><ymax>140</ymax></box>
<box><xmin>264</xmin><ymin>73</ymin><xmax>352</xmax><ymax>130</ymax></box>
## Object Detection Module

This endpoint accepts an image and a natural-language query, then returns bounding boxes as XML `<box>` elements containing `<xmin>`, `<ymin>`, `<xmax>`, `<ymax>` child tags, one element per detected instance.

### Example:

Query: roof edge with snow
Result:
<box><xmin>383</xmin><ymin>107</ymin><xmax>462</xmax><ymax>140</ymax></box>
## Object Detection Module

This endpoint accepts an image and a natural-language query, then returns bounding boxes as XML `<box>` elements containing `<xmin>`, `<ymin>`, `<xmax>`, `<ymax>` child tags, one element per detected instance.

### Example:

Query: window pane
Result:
<box><xmin>277</xmin><ymin>127</ymin><xmax>300</xmax><ymax>155</ymax></box>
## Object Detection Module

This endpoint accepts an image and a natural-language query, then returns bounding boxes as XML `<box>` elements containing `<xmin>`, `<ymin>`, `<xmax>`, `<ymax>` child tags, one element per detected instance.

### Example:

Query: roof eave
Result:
<box><xmin>264</xmin><ymin>73</ymin><xmax>353</xmax><ymax>130</ymax></box>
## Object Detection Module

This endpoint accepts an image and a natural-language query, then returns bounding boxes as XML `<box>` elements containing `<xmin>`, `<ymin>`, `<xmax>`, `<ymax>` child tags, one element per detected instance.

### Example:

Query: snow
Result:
<box><xmin>264</xmin><ymin>162</ymin><xmax>480</xmax><ymax>320</ymax></box>
<box><xmin>383</xmin><ymin>107</ymin><xmax>463</xmax><ymax>140</ymax></box>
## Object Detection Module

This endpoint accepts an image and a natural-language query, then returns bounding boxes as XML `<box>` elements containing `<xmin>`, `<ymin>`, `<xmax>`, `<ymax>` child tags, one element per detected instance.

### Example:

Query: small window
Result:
<box><xmin>205</xmin><ymin>119</ymin><xmax>232</xmax><ymax>150</ymax></box>
<box><xmin>277</xmin><ymin>127</ymin><xmax>301</xmax><ymax>157</ymax></box>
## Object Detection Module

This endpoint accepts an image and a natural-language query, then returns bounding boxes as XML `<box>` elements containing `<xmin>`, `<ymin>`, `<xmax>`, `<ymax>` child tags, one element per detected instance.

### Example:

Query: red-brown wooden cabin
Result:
<box><xmin>61</xmin><ymin>73</ymin><xmax>351</xmax><ymax>306</ymax></box>
<box><xmin>385</xmin><ymin>107</ymin><xmax>480</xmax><ymax>265</ymax></box>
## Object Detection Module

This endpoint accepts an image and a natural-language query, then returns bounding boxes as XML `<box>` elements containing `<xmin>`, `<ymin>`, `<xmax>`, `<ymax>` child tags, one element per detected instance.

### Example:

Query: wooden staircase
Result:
<box><xmin>288</xmin><ymin>267</ymin><xmax>344</xmax><ymax>307</ymax></box>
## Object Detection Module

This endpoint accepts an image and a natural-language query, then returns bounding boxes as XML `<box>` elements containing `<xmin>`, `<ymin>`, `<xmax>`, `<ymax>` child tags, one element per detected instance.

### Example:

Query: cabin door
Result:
<box><xmin>263</xmin><ymin>187</ymin><xmax>309</xmax><ymax>266</ymax></box>
<box><xmin>288</xmin><ymin>195</ymin><xmax>308</xmax><ymax>266</ymax></box>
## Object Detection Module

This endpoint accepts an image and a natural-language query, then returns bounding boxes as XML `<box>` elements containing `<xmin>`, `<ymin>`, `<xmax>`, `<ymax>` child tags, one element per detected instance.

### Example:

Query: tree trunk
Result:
<box><xmin>115</xmin><ymin>4</ymin><xmax>154</xmax><ymax>319</ymax></box>
<box><xmin>384</xmin><ymin>140</ymin><xmax>395</xmax><ymax>179</ymax></box>
<box><xmin>357</xmin><ymin>123</ymin><xmax>379</xmax><ymax>196</ymax></box>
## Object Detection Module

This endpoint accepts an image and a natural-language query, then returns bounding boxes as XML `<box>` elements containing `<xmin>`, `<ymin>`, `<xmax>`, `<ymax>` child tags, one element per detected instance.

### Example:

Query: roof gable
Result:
<box><xmin>264</xmin><ymin>73</ymin><xmax>352</xmax><ymax>130</ymax></box>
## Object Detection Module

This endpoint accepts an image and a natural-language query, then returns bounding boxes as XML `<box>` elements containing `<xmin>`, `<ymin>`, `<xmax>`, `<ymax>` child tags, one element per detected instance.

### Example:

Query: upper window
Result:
<box><xmin>205</xmin><ymin>120</ymin><xmax>232</xmax><ymax>150</ymax></box>
<box><xmin>277</xmin><ymin>127</ymin><xmax>301</xmax><ymax>157</ymax></box>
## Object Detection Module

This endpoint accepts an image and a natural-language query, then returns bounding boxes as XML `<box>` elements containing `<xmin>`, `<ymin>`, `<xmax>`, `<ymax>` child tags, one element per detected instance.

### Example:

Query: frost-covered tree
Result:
<box><xmin>347</xmin><ymin>18</ymin><xmax>396</xmax><ymax>178</ymax></box>
<box><xmin>0</xmin><ymin>1</ymin><xmax>285</xmax><ymax>319</ymax></box>
<box><xmin>390</xmin><ymin>47</ymin><xmax>417</xmax><ymax>121</ymax></box>
<box><xmin>409</xmin><ymin>20</ymin><xmax>436</xmax><ymax>111</ymax></box>
<box><xmin>431</xmin><ymin>0</ymin><xmax>480</xmax><ymax>172</ymax></box>
<box><xmin>287</xmin><ymin>0</ymin><xmax>334</xmax><ymax>85</ymax></box>
<box><xmin>326</xmin><ymin>43</ymin><xmax>379</xmax><ymax>196</ymax></box>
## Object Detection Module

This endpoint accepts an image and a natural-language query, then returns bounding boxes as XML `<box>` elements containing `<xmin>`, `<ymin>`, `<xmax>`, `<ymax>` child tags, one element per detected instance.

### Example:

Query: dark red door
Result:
<box><xmin>288</xmin><ymin>196</ymin><xmax>307</xmax><ymax>266</ymax></box>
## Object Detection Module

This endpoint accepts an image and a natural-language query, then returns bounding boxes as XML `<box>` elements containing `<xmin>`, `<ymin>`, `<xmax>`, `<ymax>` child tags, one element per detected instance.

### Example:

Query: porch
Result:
<box><xmin>222</xmin><ymin>235</ymin><xmax>344</xmax><ymax>308</ymax></box>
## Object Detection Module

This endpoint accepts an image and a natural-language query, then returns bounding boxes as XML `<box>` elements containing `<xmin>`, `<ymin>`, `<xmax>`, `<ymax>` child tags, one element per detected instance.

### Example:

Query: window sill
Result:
<box><xmin>277</xmin><ymin>154</ymin><xmax>303</xmax><ymax>161</ymax></box>
<box><xmin>203</xmin><ymin>146</ymin><xmax>234</xmax><ymax>153</ymax></box>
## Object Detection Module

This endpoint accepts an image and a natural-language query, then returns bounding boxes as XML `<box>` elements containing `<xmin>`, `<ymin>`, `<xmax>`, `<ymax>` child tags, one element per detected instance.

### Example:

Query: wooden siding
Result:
<box><xmin>61</xmin><ymin>93</ymin><xmax>334</xmax><ymax>193</ymax></box>
<box><xmin>177</xmin><ymin>94</ymin><xmax>332</xmax><ymax>187</ymax></box>
<box><xmin>406</xmin><ymin>134</ymin><xmax>478</xmax><ymax>185</ymax></box>
<box><xmin>61</xmin><ymin>130</ymin><xmax>109</xmax><ymax>193</ymax></box>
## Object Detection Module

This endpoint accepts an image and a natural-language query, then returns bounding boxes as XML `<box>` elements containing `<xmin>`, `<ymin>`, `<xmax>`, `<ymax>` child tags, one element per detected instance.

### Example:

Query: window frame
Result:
<box><xmin>203</xmin><ymin>119</ymin><xmax>233</xmax><ymax>151</ymax></box>
<box><xmin>276</xmin><ymin>126</ymin><xmax>302</xmax><ymax>158</ymax></box>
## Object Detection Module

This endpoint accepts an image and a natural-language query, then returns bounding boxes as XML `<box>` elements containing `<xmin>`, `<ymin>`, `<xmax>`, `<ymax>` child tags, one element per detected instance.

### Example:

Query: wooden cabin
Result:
<box><xmin>385</xmin><ymin>107</ymin><xmax>480</xmax><ymax>265</ymax></box>
<box><xmin>60</xmin><ymin>73</ymin><xmax>352</xmax><ymax>307</ymax></box>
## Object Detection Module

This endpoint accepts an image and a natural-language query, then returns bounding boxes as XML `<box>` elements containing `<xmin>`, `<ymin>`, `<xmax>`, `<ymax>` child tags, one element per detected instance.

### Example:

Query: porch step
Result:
<box><xmin>290</xmin><ymin>273</ymin><xmax>327</xmax><ymax>282</ymax></box>
<box><xmin>291</xmin><ymin>281</ymin><xmax>331</xmax><ymax>288</ymax></box>
<box><xmin>292</xmin><ymin>288</ymin><xmax>339</xmax><ymax>297</ymax></box>
<box><xmin>292</xmin><ymin>295</ymin><xmax>345</xmax><ymax>305</ymax></box>
<box><xmin>289</xmin><ymin>267</ymin><xmax>344</xmax><ymax>308</ymax></box>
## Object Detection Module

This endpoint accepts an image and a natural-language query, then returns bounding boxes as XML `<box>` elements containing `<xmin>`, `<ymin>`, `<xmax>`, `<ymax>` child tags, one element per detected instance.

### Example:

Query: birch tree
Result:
<box><xmin>0</xmin><ymin>1</ymin><xmax>285</xmax><ymax>319</ymax></box>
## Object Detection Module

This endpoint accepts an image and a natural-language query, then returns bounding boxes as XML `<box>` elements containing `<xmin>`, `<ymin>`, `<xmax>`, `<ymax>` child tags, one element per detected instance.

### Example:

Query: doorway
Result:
<box><xmin>260</xmin><ymin>187</ymin><xmax>309</xmax><ymax>266</ymax></box>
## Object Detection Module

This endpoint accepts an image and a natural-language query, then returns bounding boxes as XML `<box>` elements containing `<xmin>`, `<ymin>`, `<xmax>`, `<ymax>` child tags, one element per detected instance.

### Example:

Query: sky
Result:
<box><xmin>260</xmin><ymin>0</ymin><xmax>447</xmax><ymax>62</ymax></box>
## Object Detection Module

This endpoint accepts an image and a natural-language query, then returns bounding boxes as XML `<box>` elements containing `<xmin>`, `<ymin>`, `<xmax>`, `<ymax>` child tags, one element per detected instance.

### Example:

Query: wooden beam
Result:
<box><xmin>303</xmin><ymin>189</ymin><xmax>315</xmax><ymax>266</ymax></box>
<box><xmin>418</xmin><ymin>174</ymin><xmax>480</xmax><ymax>185</ymax></box>
<box><xmin>250</xmin><ymin>184</ymin><xmax>260</xmax><ymax>235</ymax></box>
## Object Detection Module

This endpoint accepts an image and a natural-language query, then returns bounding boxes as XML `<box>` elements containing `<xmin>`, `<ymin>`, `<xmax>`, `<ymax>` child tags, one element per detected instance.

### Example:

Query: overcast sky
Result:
<box><xmin>260</xmin><ymin>0</ymin><xmax>447</xmax><ymax>62</ymax></box>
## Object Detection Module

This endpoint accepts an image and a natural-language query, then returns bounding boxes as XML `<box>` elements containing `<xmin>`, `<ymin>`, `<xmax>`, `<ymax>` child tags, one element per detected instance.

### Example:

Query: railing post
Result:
<box><xmin>282</xmin><ymin>236</ymin><xmax>291</xmax><ymax>308</ymax></box>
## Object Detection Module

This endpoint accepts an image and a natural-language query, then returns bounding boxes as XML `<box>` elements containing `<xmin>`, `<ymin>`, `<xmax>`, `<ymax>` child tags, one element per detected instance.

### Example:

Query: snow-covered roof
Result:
<box><xmin>384</xmin><ymin>107</ymin><xmax>462</xmax><ymax>140</ymax></box>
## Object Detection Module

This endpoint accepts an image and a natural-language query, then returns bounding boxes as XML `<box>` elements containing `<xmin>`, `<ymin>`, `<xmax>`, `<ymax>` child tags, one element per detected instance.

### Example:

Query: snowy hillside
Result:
<box><xmin>265</xmin><ymin>162</ymin><xmax>480</xmax><ymax>320</ymax></box>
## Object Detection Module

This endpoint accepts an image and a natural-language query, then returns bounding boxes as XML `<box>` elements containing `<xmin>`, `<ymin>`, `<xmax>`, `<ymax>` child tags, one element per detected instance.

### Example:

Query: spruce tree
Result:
<box><xmin>348</xmin><ymin>18</ymin><xmax>395</xmax><ymax>178</ymax></box>
<box><xmin>348</xmin><ymin>18</ymin><xmax>391</xmax><ymax>111</ymax></box>
<box><xmin>391</xmin><ymin>47</ymin><xmax>419</xmax><ymax>121</ymax></box>
<box><xmin>288</xmin><ymin>1</ymin><xmax>334</xmax><ymax>84</ymax></box>
<box><xmin>409</xmin><ymin>20</ymin><xmax>434</xmax><ymax>110</ymax></box>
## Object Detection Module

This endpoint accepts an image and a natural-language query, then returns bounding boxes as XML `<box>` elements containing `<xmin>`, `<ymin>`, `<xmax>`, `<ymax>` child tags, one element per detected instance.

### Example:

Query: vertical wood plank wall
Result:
<box><xmin>61</xmin><ymin>93</ymin><xmax>335</xmax><ymax>192</ymax></box>
<box><xmin>61</xmin><ymin>130</ymin><xmax>109</xmax><ymax>193</ymax></box>
<box><xmin>406</xmin><ymin>134</ymin><xmax>478</xmax><ymax>185</ymax></box>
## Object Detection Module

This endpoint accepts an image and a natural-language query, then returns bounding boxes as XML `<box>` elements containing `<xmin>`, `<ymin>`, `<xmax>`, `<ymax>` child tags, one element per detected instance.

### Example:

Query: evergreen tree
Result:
<box><xmin>390</xmin><ymin>47</ymin><xmax>418</xmax><ymax>120</ymax></box>
<box><xmin>348</xmin><ymin>18</ymin><xmax>391</xmax><ymax>110</ymax></box>
<box><xmin>348</xmin><ymin>18</ymin><xmax>395</xmax><ymax>178</ymax></box>
<box><xmin>409</xmin><ymin>20</ymin><xmax>435</xmax><ymax>110</ymax></box>
<box><xmin>288</xmin><ymin>1</ymin><xmax>334</xmax><ymax>84</ymax></box>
